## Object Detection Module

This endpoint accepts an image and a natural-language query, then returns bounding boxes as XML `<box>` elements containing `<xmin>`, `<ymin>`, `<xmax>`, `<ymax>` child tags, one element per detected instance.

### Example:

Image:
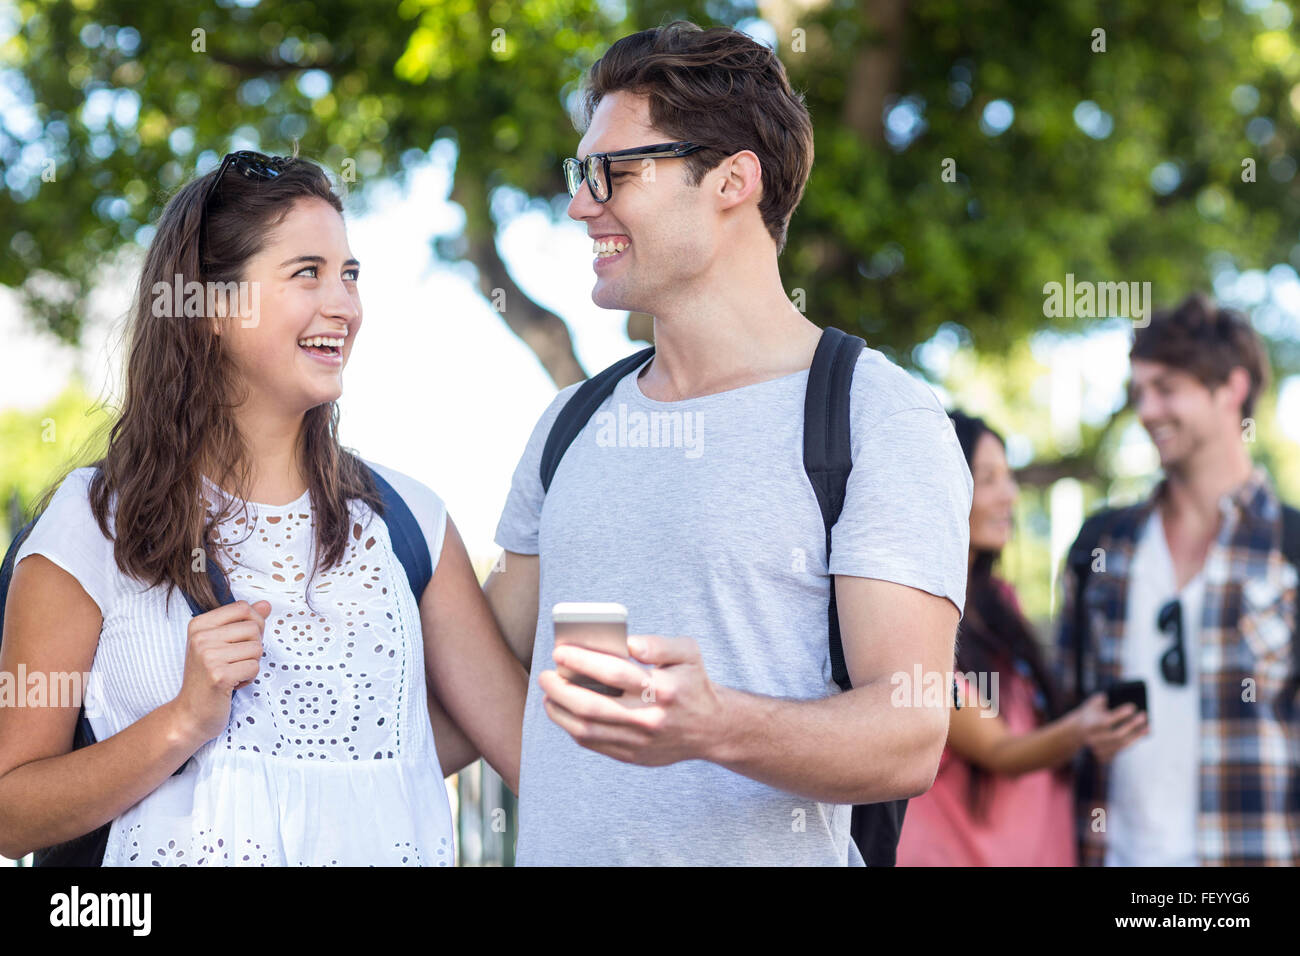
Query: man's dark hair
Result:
<box><xmin>1130</xmin><ymin>293</ymin><xmax>1271</xmax><ymax>419</ymax></box>
<box><xmin>581</xmin><ymin>20</ymin><xmax>814</xmax><ymax>254</ymax></box>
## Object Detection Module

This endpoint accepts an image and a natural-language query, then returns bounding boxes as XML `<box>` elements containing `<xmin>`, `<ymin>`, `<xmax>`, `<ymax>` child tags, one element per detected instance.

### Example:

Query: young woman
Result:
<box><xmin>0</xmin><ymin>151</ymin><xmax>527</xmax><ymax>866</ymax></box>
<box><xmin>895</xmin><ymin>410</ymin><xmax>1148</xmax><ymax>867</ymax></box>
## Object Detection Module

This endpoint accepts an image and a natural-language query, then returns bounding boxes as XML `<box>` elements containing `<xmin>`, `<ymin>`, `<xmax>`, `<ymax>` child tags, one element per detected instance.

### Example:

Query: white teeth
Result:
<box><xmin>298</xmin><ymin>336</ymin><xmax>344</xmax><ymax>348</ymax></box>
<box><xmin>592</xmin><ymin>238</ymin><xmax>628</xmax><ymax>257</ymax></box>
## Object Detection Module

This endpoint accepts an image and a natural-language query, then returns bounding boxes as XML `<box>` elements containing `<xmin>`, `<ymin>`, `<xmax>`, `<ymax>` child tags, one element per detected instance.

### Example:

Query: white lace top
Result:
<box><xmin>13</xmin><ymin>463</ymin><xmax>455</xmax><ymax>866</ymax></box>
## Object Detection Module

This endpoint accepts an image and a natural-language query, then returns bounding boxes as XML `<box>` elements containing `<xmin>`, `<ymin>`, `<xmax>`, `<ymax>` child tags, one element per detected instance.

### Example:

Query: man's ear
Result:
<box><xmin>1222</xmin><ymin>366</ymin><xmax>1252</xmax><ymax>418</ymax></box>
<box><xmin>714</xmin><ymin>150</ymin><xmax>763</xmax><ymax>210</ymax></box>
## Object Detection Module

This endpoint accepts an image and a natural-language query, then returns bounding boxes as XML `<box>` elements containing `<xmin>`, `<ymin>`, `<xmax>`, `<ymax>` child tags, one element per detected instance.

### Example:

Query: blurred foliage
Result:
<box><xmin>779</xmin><ymin>0</ymin><xmax>1300</xmax><ymax>364</ymax></box>
<box><xmin>0</xmin><ymin>0</ymin><xmax>612</xmax><ymax>365</ymax></box>
<box><xmin>7</xmin><ymin>0</ymin><xmax>1300</xmax><ymax>624</ymax></box>
<box><xmin>6</xmin><ymin>0</ymin><xmax>1300</xmax><ymax>380</ymax></box>
<box><xmin>0</xmin><ymin>377</ymin><xmax>112</xmax><ymax>541</ymax></box>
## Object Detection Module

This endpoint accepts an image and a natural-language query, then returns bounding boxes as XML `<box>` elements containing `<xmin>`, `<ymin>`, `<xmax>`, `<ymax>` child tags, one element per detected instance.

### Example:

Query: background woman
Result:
<box><xmin>895</xmin><ymin>410</ymin><xmax>1147</xmax><ymax>866</ymax></box>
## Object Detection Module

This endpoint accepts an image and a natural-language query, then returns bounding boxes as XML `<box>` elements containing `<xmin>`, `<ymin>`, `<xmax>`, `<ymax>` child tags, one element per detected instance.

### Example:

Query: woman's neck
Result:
<box><xmin>211</xmin><ymin>398</ymin><xmax>309</xmax><ymax>506</ymax></box>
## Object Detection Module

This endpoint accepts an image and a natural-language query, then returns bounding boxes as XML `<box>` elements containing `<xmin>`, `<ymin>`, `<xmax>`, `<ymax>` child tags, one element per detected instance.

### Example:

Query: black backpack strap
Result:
<box><xmin>1065</xmin><ymin>509</ymin><xmax>1116</xmax><ymax>703</ymax></box>
<box><xmin>1064</xmin><ymin>505</ymin><xmax>1145</xmax><ymax>702</ymax></box>
<box><xmin>801</xmin><ymin>327</ymin><xmax>909</xmax><ymax>866</ymax></box>
<box><xmin>1281</xmin><ymin>505</ymin><xmax>1300</xmax><ymax>567</ymax></box>
<box><xmin>540</xmin><ymin>347</ymin><xmax>656</xmax><ymax>493</ymax></box>
<box><xmin>803</xmin><ymin>326</ymin><xmax>865</xmax><ymax>694</ymax></box>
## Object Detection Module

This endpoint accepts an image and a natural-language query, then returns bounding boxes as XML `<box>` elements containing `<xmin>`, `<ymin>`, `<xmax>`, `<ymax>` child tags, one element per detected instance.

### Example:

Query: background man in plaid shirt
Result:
<box><xmin>1057</xmin><ymin>293</ymin><xmax>1300</xmax><ymax>866</ymax></box>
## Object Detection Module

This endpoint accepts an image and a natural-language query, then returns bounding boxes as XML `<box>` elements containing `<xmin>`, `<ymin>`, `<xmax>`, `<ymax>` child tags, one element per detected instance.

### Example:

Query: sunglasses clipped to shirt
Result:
<box><xmin>1156</xmin><ymin>597</ymin><xmax>1187</xmax><ymax>686</ymax></box>
<box><xmin>562</xmin><ymin>141</ymin><xmax>712</xmax><ymax>203</ymax></box>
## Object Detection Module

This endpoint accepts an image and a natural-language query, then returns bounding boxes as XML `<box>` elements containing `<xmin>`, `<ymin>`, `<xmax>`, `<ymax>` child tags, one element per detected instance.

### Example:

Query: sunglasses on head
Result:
<box><xmin>203</xmin><ymin>150</ymin><xmax>291</xmax><ymax>208</ymax></box>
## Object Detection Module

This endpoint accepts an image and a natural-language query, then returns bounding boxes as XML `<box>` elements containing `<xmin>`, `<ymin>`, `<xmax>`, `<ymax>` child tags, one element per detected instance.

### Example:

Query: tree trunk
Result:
<box><xmin>452</xmin><ymin>174</ymin><xmax>588</xmax><ymax>388</ymax></box>
<box><xmin>844</xmin><ymin>0</ymin><xmax>906</xmax><ymax>142</ymax></box>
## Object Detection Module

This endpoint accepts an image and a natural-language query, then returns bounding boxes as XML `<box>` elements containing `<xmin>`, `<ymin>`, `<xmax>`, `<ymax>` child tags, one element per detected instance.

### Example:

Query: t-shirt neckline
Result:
<box><xmin>201</xmin><ymin>475</ymin><xmax>311</xmax><ymax>512</ymax></box>
<box><xmin>627</xmin><ymin>353</ymin><xmax>810</xmax><ymax>409</ymax></box>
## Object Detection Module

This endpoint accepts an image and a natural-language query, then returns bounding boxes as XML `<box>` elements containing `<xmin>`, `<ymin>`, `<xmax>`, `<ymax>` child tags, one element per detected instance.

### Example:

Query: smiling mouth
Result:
<box><xmin>298</xmin><ymin>335</ymin><xmax>344</xmax><ymax>360</ymax></box>
<box><xmin>593</xmin><ymin>237</ymin><xmax>630</xmax><ymax>262</ymax></box>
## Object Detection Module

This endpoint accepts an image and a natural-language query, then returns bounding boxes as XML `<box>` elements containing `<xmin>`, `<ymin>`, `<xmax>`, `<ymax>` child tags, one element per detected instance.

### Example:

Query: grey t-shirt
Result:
<box><xmin>494</xmin><ymin>346</ymin><xmax>973</xmax><ymax>865</ymax></box>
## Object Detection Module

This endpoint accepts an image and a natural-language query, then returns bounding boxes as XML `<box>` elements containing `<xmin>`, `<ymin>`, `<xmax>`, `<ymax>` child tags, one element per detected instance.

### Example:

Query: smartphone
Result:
<box><xmin>552</xmin><ymin>602</ymin><xmax>629</xmax><ymax>697</ymax></box>
<box><xmin>1106</xmin><ymin>679</ymin><xmax>1148</xmax><ymax>728</ymax></box>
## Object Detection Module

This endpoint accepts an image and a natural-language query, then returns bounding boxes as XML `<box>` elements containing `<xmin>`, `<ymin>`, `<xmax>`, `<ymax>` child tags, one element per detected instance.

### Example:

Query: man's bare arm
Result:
<box><xmin>704</xmin><ymin>577</ymin><xmax>957</xmax><ymax>804</ymax></box>
<box><xmin>482</xmin><ymin>550</ymin><xmax>539</xmax><ymax>670</ymax></box>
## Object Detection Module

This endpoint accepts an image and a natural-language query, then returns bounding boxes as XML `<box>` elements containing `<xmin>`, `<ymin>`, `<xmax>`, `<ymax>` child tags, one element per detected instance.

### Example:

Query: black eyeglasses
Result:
<box><xmin>1157</xmin><ymin>598</ymin><xmax>1187</xmax><ymax>685</ymax></box>
<box><xmin>204</xmin><ymin>150</ymin><xmax>291</xmax><ymax>208</ymax></box>
<box><xmin>562</xmin><ymin>141</ymin><xmax>712</xmax><ymax>203</ymax></box>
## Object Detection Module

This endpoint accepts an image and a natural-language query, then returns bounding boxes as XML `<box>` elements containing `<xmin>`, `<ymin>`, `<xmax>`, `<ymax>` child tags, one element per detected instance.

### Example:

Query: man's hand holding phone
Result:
<box><xmin>540</xmin><ymin>602</ymin><xmax>725</xmax><ymax>767</ymax></box>
<box><xmin>551</xmin><ymin>602</ymin><xmax>633</xmax><ymax>696</ymax></box>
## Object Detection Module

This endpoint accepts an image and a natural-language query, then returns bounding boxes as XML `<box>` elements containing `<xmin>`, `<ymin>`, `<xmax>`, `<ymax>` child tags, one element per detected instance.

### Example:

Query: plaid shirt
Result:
<box><xmin>1055</xmin><ymin>467</ymin><xmax>1300</xmax><ymax>866</ymax></box>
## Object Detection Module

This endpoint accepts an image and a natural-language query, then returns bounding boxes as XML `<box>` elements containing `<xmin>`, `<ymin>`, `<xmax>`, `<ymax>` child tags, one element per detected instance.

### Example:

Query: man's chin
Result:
<box><xmin>1157</xmin><ymin>446</ymin><xmax>1188</xmax><ymax>472</ymax></box>
<box><xmin>591</xmin><ymin>279</ymin><xmax>633</xmax><ymax>313</ymax></box>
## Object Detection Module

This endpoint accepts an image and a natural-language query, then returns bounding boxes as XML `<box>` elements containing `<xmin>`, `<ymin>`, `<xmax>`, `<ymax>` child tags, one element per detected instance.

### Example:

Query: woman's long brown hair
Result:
<box><xmin>49</xmin><ymin>155</ymin><xmax>382</xmax><ymax>612</ymax></box>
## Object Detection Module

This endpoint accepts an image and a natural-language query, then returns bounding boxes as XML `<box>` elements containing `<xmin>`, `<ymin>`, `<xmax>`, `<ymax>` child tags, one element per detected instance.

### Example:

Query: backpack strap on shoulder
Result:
<box><xmin>365</xmin><ymin>465</ymin><xmax>434</xmax><ymax>604</ymax></box>
<box><xmin>801</xmin><ymin>327</ymin><xmax>906</xmax><ymax>867</ymax></box>
<box><xmin>1066</xmin><ymin>508</ymin><xmax>1116</xmax><ymax>702</ymax></box>
<box><xmin>179</xmin><ymin>540</ymin><xmax>235</xmax><ymax>616</ymax></box>
<box><xmin>803</xmin><ymin>326</ymin><xmax>865</xmax><ymax>693</ymax></box>
<box><xmin>1065</xmin><ymin>505</ymin><xmax>1142</xmax><ymax>701</ymax></box>
<box><xmin>539</xmin><ymin>347</ymin><xmax>656</xmax><ymax>493</ymax></box>
<box><xmin>1280</xmin><ymin>504</ymin><xmax>1300</xmax><ymax>570</ymax></box>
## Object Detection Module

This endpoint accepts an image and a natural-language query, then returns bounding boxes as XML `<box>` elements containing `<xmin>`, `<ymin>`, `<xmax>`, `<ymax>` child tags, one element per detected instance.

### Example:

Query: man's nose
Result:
<box><xmin>1134</xmin><ymin>390</ymin><xmax>1160</xmax><ymax>424</ymax></box>
<box><xmin>567</xmin><ymin>178</ymin><xmax>601</xmax><ymax>222</ymax></box>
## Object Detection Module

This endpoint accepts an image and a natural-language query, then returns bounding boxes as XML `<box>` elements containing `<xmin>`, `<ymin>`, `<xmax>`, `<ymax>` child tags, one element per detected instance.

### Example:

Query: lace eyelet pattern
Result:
<box><xmin>97</xmin><ymin>483</ymin><xmax>453</xmax><ymax>866</ymax></box>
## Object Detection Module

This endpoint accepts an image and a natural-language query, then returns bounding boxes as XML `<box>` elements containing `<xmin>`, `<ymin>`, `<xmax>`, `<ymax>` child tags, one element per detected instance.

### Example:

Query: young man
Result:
<box><xmin>485</xmin><ymin>21</ymin><xmax>973</xmax><ymax>865</ymax></box>
<box><xmin>1058</xmin><ymin>293</ymin><xmax>1300</xmax><ymax>866</ymax></box>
